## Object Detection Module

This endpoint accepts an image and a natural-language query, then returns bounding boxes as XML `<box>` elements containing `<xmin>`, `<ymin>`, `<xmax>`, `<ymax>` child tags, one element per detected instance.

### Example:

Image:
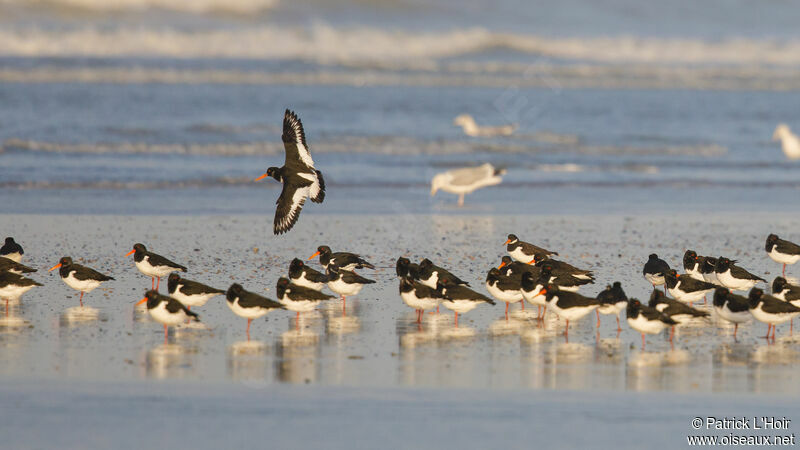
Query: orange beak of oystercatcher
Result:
<box><xmin>124</xmin><ymin>249</ymin><xmax>135</xmax><ymax>257</ymax></box>
<box><xmin>48</xmin><ymin>263</ymin><xmax>62</xmax><ymax>271</ymax></box>
<box><xmin>527</xmin><ymin>259</ymin><xmax>536</xmax><ymax>265</ymax></box>
<box><xmin>254</xmin><ymin>173</ymin><xmax>269</xmax><ymax>182</ymax></box>
<box><xmin>503</xmin><ymin>238</ymin><xmax>511</xmax><ymax>245</ymax></box>
<box><xmin>307</xmin><ymin>251</ymin><xmax>320</xmax><ymax>261</ymax></box>
<box><xmin>497</xmin><ymin>261</ymin><xmax>507</xmax><ymax>269</ymax></box>
<box><xmin>136</xmin><ymin>296</ymin><xmax>148</xmax><ymax>306</ymax></box>
<box><xmin>536</xmin><ymin>288</ymin><xmax>547</xmax><ymax>296</ymax></box>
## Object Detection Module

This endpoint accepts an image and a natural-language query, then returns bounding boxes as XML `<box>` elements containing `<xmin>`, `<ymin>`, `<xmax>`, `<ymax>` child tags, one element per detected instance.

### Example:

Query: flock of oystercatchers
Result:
<box><xmin>2</xmin><ymin>110</ymin><xmax>800</xmax><ymax>351</ymax></box>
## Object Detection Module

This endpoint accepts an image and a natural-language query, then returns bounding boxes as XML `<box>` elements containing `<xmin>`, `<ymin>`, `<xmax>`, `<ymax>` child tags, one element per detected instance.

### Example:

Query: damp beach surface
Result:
<box><xmin>2</xmin><ymin>213</ymin><xmax>800</xmax><ymax>448</ymax></box>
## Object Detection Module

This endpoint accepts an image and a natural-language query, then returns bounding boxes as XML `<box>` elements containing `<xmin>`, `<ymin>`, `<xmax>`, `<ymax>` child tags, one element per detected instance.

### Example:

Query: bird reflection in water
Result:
<box><xmin>228</xmin><ymin>340</ymin><xmax>271</xmax><ymax>386</ymax></box>
<box><xmin>144</xmin><ymin>344</ymin><xmax>196</xmax><ymax>380</ymax></box>
<box><xmin>276</xmin><ymin>326</ymin><xmax>320</xmax><ymax>384</ymax></box>
<box><xmin>60</xmin><ymin>306</ymin><xmax>101</xmax><ymax>326</ymax></box>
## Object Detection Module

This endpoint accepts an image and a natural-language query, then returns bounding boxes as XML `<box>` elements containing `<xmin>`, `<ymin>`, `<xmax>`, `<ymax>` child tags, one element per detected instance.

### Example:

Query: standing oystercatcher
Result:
<box><xmin>498</xmin><ymin>256</ymin><xmax>539</xmax><ymax>282</ymax></box>
<box><xmin>714</xmin><ymin>257</ymin><xmax>765</xmax><ymax>291</ymax></box>
<box><xmin>136</xmin><ymin>290</ymin><xmax>199</xmax><ymax>344</ymax></box>
<box><xmin>0</xmin><ymin>257</ymin><xmax>36</xmax><ymax>275</ymax></box>
<box><xmin>326</xmin><ymin>265</ymin><xmax>375</xmax><ymax>310</ymax></box>
<box><xmin>276</xmin><ymin>277</ymin><xmax>335</xmax><ymax>323</ymax></box>
<box><xmin>712</xmin><ymin>288</ymin><xmax>751</xmax><ymax>338</ymax></box>
<box><xmin>125</xmin><ymin>243</ymin><xmax>186</xmax><ymax>291</ymax></box>
<box><xmin>626</xmin><ymin>299</ymin><xmax>677</xmax><ymax>350</ymax></box>
<box><xmin>49</xmin><ymin>256</ymin><xmax>114</xmax><ymax>307</ymax></box>
<box><xmin>595</xmin><ymin>281</ymin><xmax>627</xmax><ymax>331</ymax></box>
<box><xmin>765</xmin><ymin>234</ymin><xmax>800</xmax><ymax>276</ymax></box>
<box><xmin>531</xmin><ymin>255</ymin><xmax>594</xmax><ymax>281</ymax></box>
<box><xmin>395</xmin><ymin>257</ymin><xmax>421</xmax><ymax>280</ymax></box>
<box><xmin>520</xmin><ymin>270</ymin><xmax>549</xmax><ymax>318</ymax></box>
<box><xmin>664</xmin><ymin>269</ymin><xmax>715</xmax><ymax>304</ymax></box>
<box><xmin>226</xmin><ymin>283</ymin><xmax>284</xmax><ymax>338</ymax></box>
<box><xmin>648</xmin><ymin>290</ymin><xmax>709</xmax><ymax>340</ymax></box>
<box><xmin>772</xmin><ymin>277</ymin><xmax>800</xmax><ymax>303</ymax></box>
<box><xmin>748</xmin><ymin>287</ymin><xmax>800</xmax><ymax>339</ymax></box>
<box><xmin>167</xmin><ymin>273</ymin><xmax>224</xmax><ymax>310</ymax></box>
<box><xmin>539</xmin><ymin>285</ymin><xmax>602</xmax><ymax>337</ymax></box>
<box><xmin>700</xmin><ymin>257</ymin><xmax>721</xmax><ymax>286</ymax></box>
<box><xmin>0</xmin><ymin>272</ymin><xmax>41</xmax><ymax>314</ymax></box>
<box><xmin>642</xmin><ymin>254</ymin><xmax>670</xmax><ymax>290</ymax></box>
<box><xmin>485</xmin><ymin>267</ymin><xmax>523</xmax><ymax>319</ymax></box>
<box><xmin>439</xmin><ymin>283</ymin><xmax>495</xmax><ymax>326</ymax></box>
<box><xmin>288</xmin><ymin>258</ymin><xmax>328</xmax><ymax>291</ymax></box>
<box><xmin>255</xmin><ymin>109</ymin><xmax>325</xmax><ymax>235</ymax></box>
<box><xmin>399</xmin><ymin>277</ymin><xmax>443</xmax><ymax>323</ymax></box>
<box><xmin>417</xmin><ymin>258</ymin><xmax>469</xmax><ymax>289</ymax></box>
<box><xmin>308</xmin><ymin>245</ymin><xmax>374</xmax><ymax>271</ymax></box>
<box><xmin>503</xmin><ymin>234</ymin><xmax>558</xmax><ymax>263</ymax></box>
<box><xmin>0</xmin><ymin>237</ymin><xmax>24</xmax><ymax>262</ymax></box>
<box><xmin>683</xmin><ymin>250</ymin><xmax>706</xmax><ymax>281</ymax></box>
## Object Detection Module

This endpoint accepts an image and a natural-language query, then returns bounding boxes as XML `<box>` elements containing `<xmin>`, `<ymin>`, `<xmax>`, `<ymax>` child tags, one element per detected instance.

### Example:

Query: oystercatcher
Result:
<box><xmin>539</xmin><ymin>285</ymin><xmax>602</xmax><ymax>337</ymax></box>
<box><xmin>498</xmin><ymin>256</ymin><xmax>539</xmax><ymax>281</ymax></box>
<box><xmin>503</xmin><ymin>234</ymin><xmax>558</xmax><ymax>263</ymax></box>
<box><xmin>649</xmin><ymin>290</ymin><xmax>709</xmax><ymax>340</ymax></box>
<box><xmin>626</xmin><ymin>299</ymin><xmax>677</xmax><ymax>350</ymax></box>
<box><xmin>308</xmin><ymin>245</ymin><xmax>374</xmax><ymax>271</ymax></box>
<box><xmin>748</xmin><ymin>287</ymin><xmax>800</xmax><ymax>339</ymax></box>
<box><xmin>0</xmin><ymin>257</ymin><xmax>36</xmax><ymax>275</ymax></box>
<box><xmin>0</xmin><ymin>237</ymin><xmax>23</xmax><ymax>262</ymax></box>
<box><xmin>700</xmin><ymin>257</ymin><xmax>721</xmax><ymax>286</ymax></box>
<box><xmin>438</xmin><ymin>283</ymin><xmax>495</xmax><ymax>326</ymax></box>
<box><xmin>125</xmin><ymin>243</ymin><xmax>186</xmax><ymax>291</ymax></box>
<box><xmin>276</xmin><ymin>277</ymin><xmax>335</xmax><ymax>322</ymax></box>
<box><xmin>49</xmin><ymin>256</ymin><xmax>114</xmax><ymax>307</ymax></box>
<box><xmin>430</xmin><ymin>163</ymin><xmax>505</xmax><ymax>206</ymax></box>
<box><xmin>712</xmin><ymin>288</ymin><xmax>751</xmax><ymax>338</ymax></box>
<box><xmin>167</xmin><ymin>273</ymin><xmax>224</xmax><ymax>310</ymax></box>
<box><xmin>485</xmin><ymin>267</ymin><xmax>523</xmax><ymax>319</ymax></box>
<box><xmin>288</xmin><ymin>258</ymin><xmax>328</xmax><ymax>291</ymax></box>
<box><xmin>326</xmin><ymin>265</ymin><xmax>375</xmax><ymax>309</ymax></box>
<box><xmin>595</xmin><ymin>281</ymin><xmax>627</xmax><ymax>331</ymax></box>
<box><xmin>395</xmin><ymin>257</ymin><xmax>421</xmax><ymax>279</ymax></box>
<box><xmin>255</xmin><ymin>109</ymin><xmax>325</xmax><ymax>235</ymax></box>
<box><xmin>226</xmin><ymin>283</ymin><xmax>284</xmax><ymax>338</ymax></box>
<box><xmin>714</xmin><ymin>257</ymin><xmax>765</xmax><ymax>291</ymax></box>
<box><xmin>399</xmin><ymin>277</ymin><xmax>443</xmax><ymax>323</ymax></box>
<box><xmin>683</xmin><ymin>250</ymin><xmax>706</xmax><ymax>281</ymax></box>
<box><xmin>765</xmin><ymin>234</ymin><xmax>800</xmax><ymax>276</ymax></box>
<box><xmin>532</xmin><ymin>263</ymin><xmax>589</xmax><ymax>292</ymax></box>
<box><xmin>520</xmin><ymin>270</ymin><xmax>549</xmax><ymax>317</ymax></box>
<box><xmin>531</xmin><ymin>255</ymin><xmax>594</xmax><ymax>281</ymax></box>
<box><xmin>772</xmin><ymin>276</ymin><xmax>800</xmax><ymax>303</ymax></box>
<box><xmin>0</xmin><ymin>272</ymin><xmax>41</xmax><ymax>313</ymax></box>
<box><xmin>642</xmin><ymin>253</ymin><xmax>670</xmax><ymax>289</ymax></box>
<box><xmin>418</xmin><ymin>258</ymin><xmax>469</xmax><ymax>288</ymax></box>
<box><xmin>136</xmin><ymin>290</ymin><xmax>199</xmax><ymax>344</ymax></box>
<box><xmin>664</xmin><ymin>269</ymin><xmax>715</xmax><ymax>304</ymax></box>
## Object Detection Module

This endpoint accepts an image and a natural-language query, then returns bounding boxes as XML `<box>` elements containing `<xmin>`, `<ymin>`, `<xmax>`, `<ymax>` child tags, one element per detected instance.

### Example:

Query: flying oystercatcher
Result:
<box><xmin>714</xmin><ymin>257</ymin><xmax>765</xmax><ymax>291</ymax></box>
<box><xmin>748</xmin><ymin>287</ymin><xmax>800</xmax><ymax>340</ymax></box>
<box><xmin>308</xmin><ymin>245</ymin><xmax>374</xmax><ymax>271</ymax></box>
<box><xmin>438</xmin><ymin>283</ymin><xmax>495</xmax><ymax>326</ymax></box>
<box><xmin>276</xmin><ymin>277</ymin><xmax>335</xmax><ymax>324</ymax></box>
<box><xmin>395</xmin><ymin>257</ymin><xmax>421</xmax><ymax>280</ymax></box>
<box><xmin>485</xmin><ymin>267</ymin><xmax>523</xmax><ymax>319</ymax></box>
<box><xmin>0</xmin><ymin>257</ymin><xmax>36</xmax><ymax>275</ymax></box>
<box><xmin>226</xmin><ymin>283</ymin><xmax>285</xmax><ymax>339</ymax></box>
<box><xmin>125</xmin><ymin>243</ymin><xmax>186</xmax><ymax>291</ymax></box>
<box><xmin>664</xmin><ymin>269</ymin><xmax>715</xmax><ymax>305</ymax></box>
<box><xmin>765</xmin><ymin>234</ymin><xmax>800</xmax><ymax>276</ymax></box>
<box><xmin>503</xmin><ymin>234</ymin><xmax>558</xmax><ymax>263</ymax></box>
<box><xmin>255</xmin><ymin>109</ymin><xmax>325</xmax><ymax>235</ymax></box>
<box><xmin>0</xmin><ymin>237</ymin><xmax>24</xmax><ymax>262</ymax></box>
<box><xmin>326</xmin><ymin>265</ymin><xmax>376</xmax><ymax>310</ymax></box>
<box><xmin>399</xmin><ymin>277</ymin><xmax>443</xmax><ymax>324</ymax></box>
<box><xmin>136</xmin><ymin>290</ymin><xmax>199</xmax><ymax>344</ymax></box>
<box><xmin>167</xmin><ymin>273</ymin><xmax>224</xmax><ymax>310</ymax></box>
<box><xmin>49</xmin><ymin>256</ymin><xmax>114</xmax><ymax>307</ymax></box>
<box><xmin>0</xmin><ymin>272</ymin><xmax>41</xmax><ymax>314</ymax></box>
<box><xmin>288</xmin><ymin>258</ymin><xmax>328</xmax><ymax>291</ymax></box>
<box><xmin>642</xmin><ymin>253</ymin><xmax>670</xmax><ymax>290</ymax></box>
<box><xmin>648</xmin><ymin>289</ymin><xmax>709</xmax><ymax>341</ymax></box>
<box><xmin>538</xmin><ymin>285</ymin><xmax>602</xmax><ymax>338</ymax></box>
<box><xmin>712</xmin><ymin>288</ymin><xmax>751</xmax><ymax>338</ymax></box>
<box><xmin>595</xmin><ymin>281</ymin><xmax>628</xmax><ymax>331</ymax></box>
<box><xmin>626</xmin><ymin>299</ymin><xmax>677</xmax><ymax>350</ymax></box>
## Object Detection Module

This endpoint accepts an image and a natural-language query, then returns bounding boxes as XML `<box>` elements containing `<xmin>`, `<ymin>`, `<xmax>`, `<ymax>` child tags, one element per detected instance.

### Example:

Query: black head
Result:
<box><xmin>498</xmin><ymin>256</ymin><xmax>514</xmax><ymax>269</ymax></box>
<box><xmin>167</xmin><ymin>273</ymin><xmax>181</xmax><ymax>292</ymax></box>
<box><xmin>486</xmin><ymin>267</ymin><xmax>501</xmax><ymax>282</ymax></box>
<box><xmin>265</xmin><ymin>167</ymin><xmax>282</xmax><ymax>181</ymax></box>
<box><xmin>133</xmin><ymin>243</ymin><xmax>147</xmax><ymax>253</ymax></box>
<box><xmin>505</xmin><ymin>234</ymin><xmax>519</xmax><ymax>244</ymax></box>
<box><xmin>648</xmin><ymin>253</ymin><xmax>659</xmax><ymax>260</ymax></box>
<box><xmin>666</xmin><ymin>268</ymin><xmax>678</xmax><ymax>278</ymax></box>
<box><xmin>748</xmin><ymin>288</ymin><xmax>764</xmax><ymax>307</ymax></box>
<box><xmin>540</xmin><ymin>264</ymin><xmax>553</xmax><ymax>277</ymax></box>
<box><xmin>59</xmin><ymin>256</ymin><xmax>73</xmax><ymax>267</ymax></box>
<box><xmin>683</xmin><ymin>250</ymin><xmax>698</xmax><ymax>267</ymax></box>
<box><xmin>4</xmin><ymin>237</ymin><xmax>15</xmax><ymax>245</ymax></box>
<box><xmin>648</xmin><ymin>289</ymin><xmax>667</xmax><ymax>307</ymax></box>
<box><xmin>289</xmin><ymin>258</ymin><xmax>305</xmax><ymax>276</ymax></box>
<box><xmin>317</xmin><ymin>245</ymin><xmax>331</xmax><ymax>255</ymax></box>
<box><xmin>713</xmin><ymin>287</ymin><xmax>730</xmax><ymax>307</ymax></box>
<box><xmin>626</xmin><ymin>299</ymin><xmax>643</xmax><ymax>317</ymax></box>
<box><xmin>520</xmin><ymin>271</ymin><xmax>536</xmax><ymax>290</ymax></box>
<box><xmin>767</xmin><ymin>234</ymin><xmax>779</xmax><ymax>245</ymax></box>
<box><xmin>773</xmin><ymin>276</ymin><xmax>788</xmax><ymax>293</ymax></box>
<box><xmin>396</xmin><ymin>257</ymin><xmax>412</xmax><ymax>277</ymax></box>
<box><xmin>226</xmin><ymin>283</ymin><xmax>243</xmax><ymax>302</ymax></box>
<box><xmin>612</xmin><ymin>281</ymin><xmax>622</xmax><ymax>289</ymax></box>
<box><xmin>277</xmin><ymin>277</ymin><xmax>290</xmax><ymax>289</ymax></box>
<box><xmin>715</xmin><ymin>257</ymin><xmax>732</xmax><ymax>271</ymax></box>
<box><xmin>419</xmin><ymin>258</ymin><xmax>433</xmax><ymax>270</ymax></box>
<box><xmin>399</xmin><ymin>277</ymin><xmax>415</xmax><ymax>293</ymax></box>
<box><xmin>143</xmin><ymin>290</ymin><xmax>162</xmax><ymax>309</ymax></box>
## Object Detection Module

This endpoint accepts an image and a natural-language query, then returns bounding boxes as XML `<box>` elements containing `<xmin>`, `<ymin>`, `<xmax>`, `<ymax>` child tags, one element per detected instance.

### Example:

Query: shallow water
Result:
<box><xmin>2</xmin><ymin>213</ymin><xmax>800</xmax><ymax>395</ymax></box>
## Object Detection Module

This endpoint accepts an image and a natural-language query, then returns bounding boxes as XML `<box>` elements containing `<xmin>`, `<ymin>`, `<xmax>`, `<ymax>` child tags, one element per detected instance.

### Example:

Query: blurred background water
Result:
<box><xmin>0</xmin><ymin>0</ymin><xmax>799</xmax><ymax>214</ymax></box>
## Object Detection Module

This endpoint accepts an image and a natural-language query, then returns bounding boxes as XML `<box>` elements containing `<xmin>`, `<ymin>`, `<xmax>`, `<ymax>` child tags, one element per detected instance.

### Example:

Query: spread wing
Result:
<box><xmin>274</xmin><ymin>174</ymin><xmax>313</xmax><ymax>235</ymax></box>
<box><xmin>310</xmin><ymin>170</ymin><xmax>325</xmax><ymax>204</ymax></box>
<box><xmin>282</xmin><ymin>109</ymin><xmax>315</xmax><ymax>170</ymax></box>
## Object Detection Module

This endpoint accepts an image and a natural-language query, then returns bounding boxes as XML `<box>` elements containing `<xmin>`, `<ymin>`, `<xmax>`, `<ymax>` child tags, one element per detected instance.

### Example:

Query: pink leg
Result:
<box><xmin>521</xmin><ymin>301</ymin><xmax>524</xmax><ymax>311</ymax></box>
<box><xmin>504</xmin><ymin>303</ymin><xmax>509</xmax><ymax>320</ymax></box>
<box><xmin>765</xmin><ymin>324</ymin><xmax>772</xmax><ymax>339</ymax></box>
<box><xmin>596</xmin><ymin>310</ymin><xmax>600</xmax><ymax>327</ymax></box>
<box><xmin>163</xmin><ymin>324</ymin><xmax>168</xmax><ymax>345</ymax></box>
<box><xmin>454</xmin><ymin>312</ymin><xmax>459</xmax><ymax>327</ymax></box>
<box><xmin>156</xmin><ymin>277</ymin><xmax>160</xmax><ymax>291</ymax></box>
<box><xmin>616</xmin><ymin>316</ymin><xmax>621</xmax><ymax>332</ymax></box>
<box><xmin>563</xmin><ymin>319</ymin><xmax>569</xmax><ymax>337</ymax></box>
<box><xmin>79</xmin><ymin>291</ymin><xmax>84</xmax><ymax>307</ymax></box>
<box><xmin>734</xmin><ymin>323</ymin><xmax>738</xmax><ymax>338</ymax></box>
<box><xmin>783</xmin><ymin>264</ymin><xmax>787</xmax><ymax>277</ymax></box>
<box><xmin>246</xmin><ymin>318</ymin><xmax>252</xmax><ymax>340</ymax></box>
<box><xmin>669</xmin><ymin>326</ymin><xmax>674</xmax><ymax>342</ymax></box>
<box><xmin>641</xmin><ymin>333</ymin><xmax>646</xmax><ymax>350</ymax></box>
<box><xmin>151</xmin><ymin>277</ymin><xmax>155</xmax><ymax>290</ymax></box>
<box><xmin>436</xmin><ymin>305</ymin><xmax>440</xmax><ymax>314</ymax></box>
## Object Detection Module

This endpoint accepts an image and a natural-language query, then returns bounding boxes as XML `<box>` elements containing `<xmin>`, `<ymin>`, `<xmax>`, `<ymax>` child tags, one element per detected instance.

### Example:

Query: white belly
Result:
<box><xmin>687</xmin><ymin>269</ymin><xmax>705</xmax><ymax>282</ymax></box>
<box><xmin>0</xmin><ymin>284</ymin><xmax>35</xmax><ymax>300</ymax></box>
<box><xmin>226</xmin><ymin>298</ymin><xmax>270</xmax><ymax>319</ymax></box>
<box><xmin>750</xmin><ymin>305</ymin><xmax>799</xmax><ymax>325</ymax></box>
<box><xmin>148</xmin><ymin>302</ymin><xmax>188</xmax><ymax>326</ymax></box>
<box><xmin>62</xmin><ymin>271</ymin><xmax>102</xmax><ymax>293</ymax></box>
<box><xmin>292</xmin><ymin>276</ymin><xmax>325</xmax><ymax>292</ymax></box>
<box><xmin>548</xmin><ymin>298</ymin><xmax>598</xmax><ymax>322</ymax></box>
<box><xmin>441</xmin><ymin>299</ymin><xmax>480</xmax><ymax>314</ymax></box>
<box><xmin>400</xmin><ymin>291</ymin><xmax>440</xmax><ymax>311</ymax></box>
<box><xmin>668</xmin><ymin>283</ymin><xmax>712</xmax><ymax>304</ymax></box>
<box><xmin>644</xmin><ymin>273</ymin><xmax>665</xmax><ymax>286</ymax></box>
<box><xmin>627</xmin><ymin>315</ymin><xmax>669</xmax><ymax>335</ymax></box>
<box><xmin>172</xmin><ymin>289</ymin><xmax>220</xmax><ymax>308</ymax></box>
<box><xmin>280</xmin><ymin>295</ymin><xmax>321</xmax><ymax>313</ymax></box>
<box><xmin>714</xmin><ymin>304</ymin><xmax>751</xmax><ymax>325</ymax></box>
<box><xmin>327</xmin><ymin>278</ymin><xmax>363</xmax><ymax>297</ymax></box>
<box><xmin>419</xmin><ymin>273</ymin><xmax>438</xmax><ymax>289</ymax></box>
<box><xmin>136</xmin><ymin>257</ymin><xmax>177</xmax><ymax>278</ymax></box>
<box><xmin>702</xmin><ymin>272</ymin><xmax>720</xmax><ymax>285</ymax></box>
<box><xmin>508</xmin><ymin>247</ymin><xmax>532</xmax><ymax>263</ymax></box>
<box><xmin>598</xmin><ymin>302</ymin><xmax>625</xmax><ymax>316</ymax></box>
<box><xmin>769</xmin><ymin>248</ymin><xmax>800</xmax><ymax>265</ymax></box>
<box><xmin>521</xmin><ymin>288</ymin><xmax>546</xmax><ymax>306</ymax></box>
<box><xmin>485</xmin><ymin>282</ymin><xmax>522</xmax><ymax>304</ymax></box>
<box><xmin>716</xmin><ymin>270</ymin><xmax>758</xmax><ymax>291</ymax></box>
<box><xmin>4</xmin><ymin>253</ymin><xmax>22</xmax><ymax>263</ymax></box>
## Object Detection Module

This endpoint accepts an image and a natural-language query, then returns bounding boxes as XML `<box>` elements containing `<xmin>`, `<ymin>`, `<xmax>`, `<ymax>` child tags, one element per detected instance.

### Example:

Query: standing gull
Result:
<box><xmin>431</xmin><ymin>163</ymin><xmax>505</xmax><ymax>207</ymax></box>
<box><xmin>255</xmin><ymin>109</ymin><xmax>325</xmax><ymax>235</ymax></box>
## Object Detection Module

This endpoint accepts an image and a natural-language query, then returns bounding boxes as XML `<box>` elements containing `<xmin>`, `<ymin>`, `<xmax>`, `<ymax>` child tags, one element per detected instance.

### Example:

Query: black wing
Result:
<box><xmin>287</xmin><ymin>283</ymin><xmax>335</xmax><ymax>301</ymax></box>
<box><xmin>340</xmin><ymin>270</ymin><xmax>376</xmax><ymax>284</ymax></box>
<box><xmin>179</xmin><ymin>278</ymin><xmax>224</xmax><ymax>296</ymax></box>
<box><xmin>730</xmin><ymin>264</ymin><xmax>766</xmax><ymax>282</ymax></box>
<box><xmin>310</xmin><ymin>170</ymin><xmax>325</xmax><ymax>204</ymax></box>
<box><xmin>303</xmin><ymin>266</ymin><xmax>329</xmax><ymax>283</ymax></box>
<box><xmin>0</xmin><ymin>257</ymin><xmax>36</xmax><ymax>273</ymax></box>
<box><xmin>239</xmin><ymin>291</ymin><xmax>284</xmax><ymax>310</ymax></box>
<box><xmin>165</xmin><ymin>297</ymin><xmax>200</xmax><ymax>319</ymax></box>
<box><xmin>444</xmin><ymin>285</ymin><xmax>495</xmax><ymax>304</ymax></box>
<box><xmin>73</xmin><ymin>264</ymin><xmax>114</xmax><ymax>282</ymax></box>
<box><xmin>282</xmin><ymin>109</ymin><xmax>314</xmax><ymax>171</ymax></box>
<box><xmin>147</xmin><ymin>252</ymin><xmax>187</xmax><ymax>271</ymax></box>
<box><xmin>274</xmin><ymin>173</ymin><xmax>313</xmax><ymax>235</ymax></box>
<box><xmin>776</xmin><ymin>238</ymin><xmax>800</xmax><ymax>255</ymax></box>
<box><xmin>434</xmin><ymin>265</ymin><xmax>470</xmax><ymax>286</ymax></box>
